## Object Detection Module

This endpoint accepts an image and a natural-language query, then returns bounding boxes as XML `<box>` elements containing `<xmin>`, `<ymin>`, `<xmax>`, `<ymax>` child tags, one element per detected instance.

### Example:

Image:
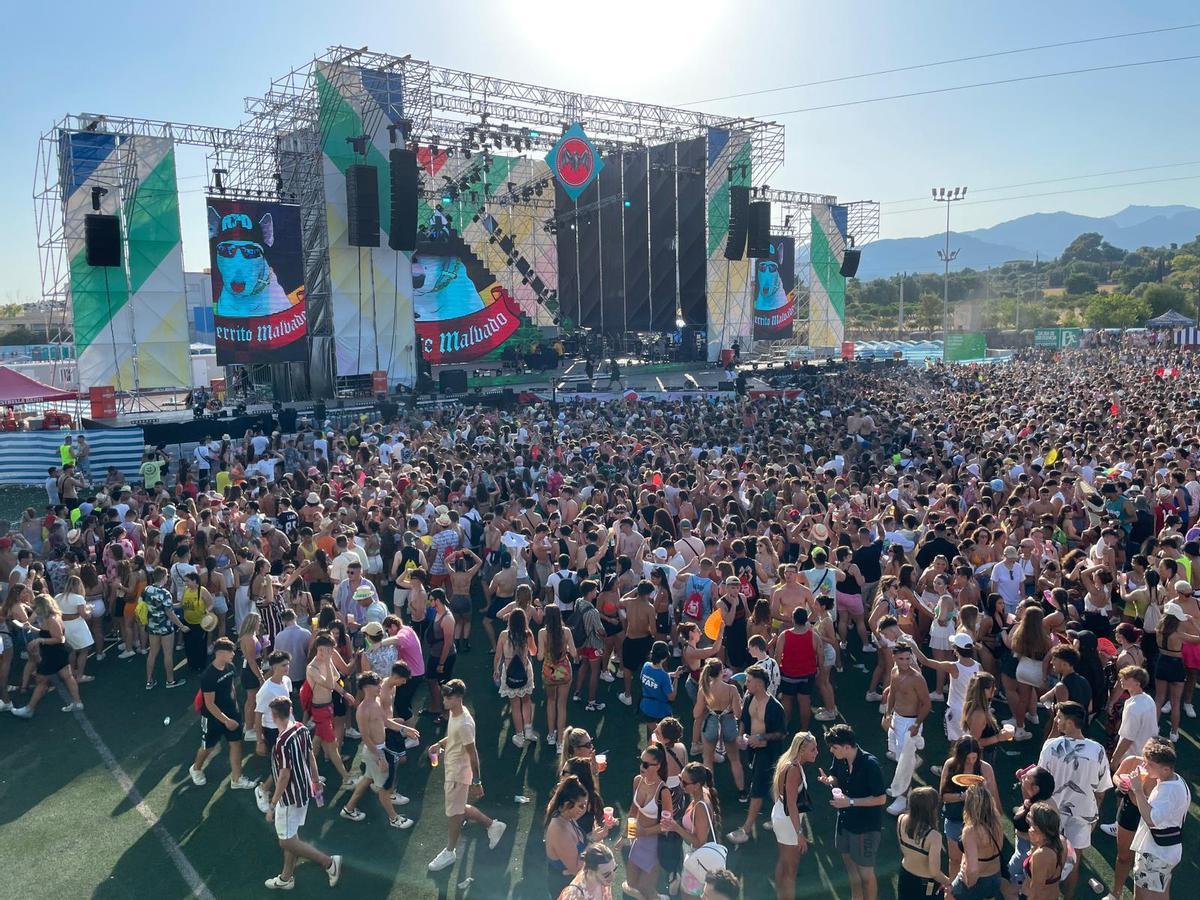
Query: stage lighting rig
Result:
<box><xmin>212</xmin><ymin>168</ymin><xmax>227</xmax><ymax>194</ymax></box>
<box><xmin>90</xmin><ymin>186</ymin><xmax>108</xmax><ymax>211</ymax></box>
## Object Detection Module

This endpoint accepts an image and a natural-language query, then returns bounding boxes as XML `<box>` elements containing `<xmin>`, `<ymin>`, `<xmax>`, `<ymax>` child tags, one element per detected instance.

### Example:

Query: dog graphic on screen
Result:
<box><xmin>755</xmin><ymin>253</ymin><xmax>788</xmax><ymax>316</ymax></box>
<box><xmin>411</xmin><ymin>253</ymin><xmax>485</xmax><ymax>321</ymax></box>
<box><xmin>209</xmin><ymin>206</ymin><xmax>293</xmax><ymax>318</ymax></box>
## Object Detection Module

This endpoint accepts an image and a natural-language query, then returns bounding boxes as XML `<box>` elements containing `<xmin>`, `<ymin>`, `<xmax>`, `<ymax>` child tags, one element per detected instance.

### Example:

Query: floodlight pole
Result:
<box><xmin>932</xmin><ymin>187</ymin><xmax>967</xmax><ymax>337</ymax></box>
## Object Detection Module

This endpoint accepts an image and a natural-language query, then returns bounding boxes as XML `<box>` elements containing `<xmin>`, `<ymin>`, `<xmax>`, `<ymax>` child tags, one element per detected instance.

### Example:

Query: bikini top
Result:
<box><xmin>633</xmin><ymin>778</ymin><xmax>663</xmax><ymax>819</ymax></box>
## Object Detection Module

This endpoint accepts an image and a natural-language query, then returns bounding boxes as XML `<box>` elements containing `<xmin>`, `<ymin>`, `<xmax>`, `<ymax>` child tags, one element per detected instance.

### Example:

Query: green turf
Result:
<box><xmin>2</xmin><ymin>612</ymin><xmax>1199</xmax><ymax>899</ymax></box>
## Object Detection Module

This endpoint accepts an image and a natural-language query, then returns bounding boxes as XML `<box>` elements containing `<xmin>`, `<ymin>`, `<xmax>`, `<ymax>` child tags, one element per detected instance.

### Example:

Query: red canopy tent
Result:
<box><xmin>0</xmin><ymin>365</ymin><xmax>77</xmax><ymax>404</ymax></box>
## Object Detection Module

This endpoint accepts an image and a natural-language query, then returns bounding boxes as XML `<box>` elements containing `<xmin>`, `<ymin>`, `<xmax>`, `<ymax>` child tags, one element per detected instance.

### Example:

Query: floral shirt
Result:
<box><xmin>143</xmin><ymin>584</ymin><xmax>176</xmax><ymax>636</ymax></box>
<box><xmin>1037</xmin><ymin>735</ymin><xmax>1110</xmax><ymax>825</ymax></box>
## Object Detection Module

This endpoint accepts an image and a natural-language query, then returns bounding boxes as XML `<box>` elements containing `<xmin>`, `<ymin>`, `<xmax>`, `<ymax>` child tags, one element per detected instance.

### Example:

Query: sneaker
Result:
<box><xmin>264</xmin><ymin>875</ymin><xmax>295</xmax><ymax>890</ymax></box>
<box><xmin>865</xmin><ymin>691</ymin><xmax>883</xmax><ymax>702</ymax></box>
<box><xmin>487</xmin><ymin>819</ymin><xmax>507</xmax><ymax>849</ymax></box>
<box><xmin>1025</xmin><ymin>711</ymin><xmax>1038</xmax><ymax>724</ymax></box>
<box><xmin>547</xmin><ymin>733</ymin><xmax>557</xmax><ymax>748</ymax></box>
<box><xmin>1162</xmin><ymin>701</ymin><xmax>1172</xmax><ymax>715</ymax></box>
<box><xmin>77</xmin><ymin>675</ymin><xmax>95</xmax><ymax>684</ymax></box>
<box><xmin>243</xmin><ymin>730</ymin><xmax>258</xmax><ymax>743</ymax></box>
<box><xmin>95</xmin><ymin>653</ymin><xmax>106</xmax><ymax>663</ymax></box>
<box><xmin>572</xmin><ymin>693</ymin><xmax>583</xmax><ymax>703</ymax></box>
<box><xmin>512</xmin><ymin>733</ymin><xmax>526</xmax><ymax>748</ymax></box>
<box><xmin>862</xmin><ymin>644</ymin><xmax>878</xmax><ymax>653</ymax></box>
<box><xmin>887</xmin><ymin>795</ymin><xmax>908</xmax><ymax>815</ymax></box>
<box><xmin>11</xmin><ymin>706</ymin><xmax>32</xmax><ymax>719</ymax></box>
<box><xmin>344</xmin><ymin>727</ymin><xmax>361</xmax><ymax>740</ymax></box>
<box><xmin>165</xmin><ymin>679</ymin><xmax>187</xmax><ymax>689</ymax></box>
<box><xmin>389</xmin><ymin>815</ymin><xmax>414</xmax><ymax>829</ymax></box>
<box><xmin>138</xmin><ymin>647</ymin><xmax>148</xmax><ymax>655</ymax></box>
<box><xmin>600</xmin><ymin>670</ymin><xmax>615</xmax><ymax>683</ymax></box>
<box><xmin>118</xmin><ymin>649</ymin><xmax>136</xmax><ymax>660</ymax></box>
<box><xmin>737</xmin><ymin>789</ymin><xmax>750</xmax><ymax>804</ymax></box>
<box><xmin>524</xmin><ymin>730</ymin><xmax>539</xmax><ymax>743</ymax></box>
<box><xmin>145</xmin><ymin>681</ymin><xmax>157</xmax><ymax>691</ymax></box>
<box><xmin>230</xmin><ymin>776</ymin><xmax>257</xmax><ymax>790</ymax></box>
<box><xmin>814</xmin><ymin>708</ymin><xmax>838</xmax><ymax>721</ymax></box>
<box><xmin>762</xmin><ymin>820</ymin><xmax>774</xmax><ymax>831</ymax></box>
<box><xmin>726</xmin><ymin>827</ymin><xmax>749</xmax><ymax>845</ymax></box>
<box><xmin>585</xmin><ymin>701</ymin><xmax>606</xmax><ymax>712</ymax></box>
<box><xmin>617</xmin><ymin>692</ymin><xmax>633</xmax><ymax>707</ymax></box>
<box><xmin>189</xmin><ymin>766</ymin><xmax>207</xmax><ymax>786</ymax></box>
<box><xmin>929</xmin><ymin>691</ymin><xmax>945</xmax><ymax>702</ymax></box>
<box><xmin>340</xmin><ymin>807</ymin><xmax>366</xmax><ymax>822</ymax></box>
<box><xmin>1014</xmin><ymin>728</ymin><xmax>1033</xmax><ymax>742</ymax></box>
<box><xmin>0</xmin><ymin>701</ymin><xmax>10</xmax><ymax>713</ymax></box>
<box><xmin>1100</xmin><ymin>822</ymin><xmax>1118</xmax><ymax>837</ymax></box>
<box><xmin>1169</xmin><ymin>730</ymin><xmax>1180</xmax><ymax>742</ymax></box>
<box><xmin>255</xmin><ymin>785</ymin><xmax>271</xmax><ymax>813</ymax></box>
<box><xmin>428</xmin><ymin>848</ymin><xmax>457</xmax><ymax>872</ymax></box>
<box><xmin>118</xmin><ymin>642</ymin><xmax>126</xmax><ymax>652</ymax></box>
<box><xmin>390</xmin><ymin>792</ymin><xmax>410</xmax><ymax>806</ymax></box>
<box><xmin>326</xmin><ymin>855</ymin><xmax>342</xmax><ymax>887</ymax></box>
<box><xmin>405</xmin><ymin>736</ymin><xmax>420</xmax><ymax>750</ymax></box>
<box><xmin>1185</xmin><ymin>703</ymin><xmax>1196</xmax><ymax>719</ymax></box>
<box><xmin>61</xmin><ymin>702</ymin><xmax>84</xmax><ymax>712</ymax></box>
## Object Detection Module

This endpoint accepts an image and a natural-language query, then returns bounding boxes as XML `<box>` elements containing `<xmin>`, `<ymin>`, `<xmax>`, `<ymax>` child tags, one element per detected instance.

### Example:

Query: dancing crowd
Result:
<box><xmin>2</xmin><ymin>343</ymin><xmax>1198</xmax><ymax>899</ymax></box>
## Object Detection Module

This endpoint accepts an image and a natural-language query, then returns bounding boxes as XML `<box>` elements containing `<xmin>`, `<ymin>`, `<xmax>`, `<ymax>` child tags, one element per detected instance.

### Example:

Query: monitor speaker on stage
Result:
<box><xmin>346</xmin><ymin>164</ymin><xmax>380</xmax><ymax>247</ymax></box>
<box><xmin>388</xmin><ymin>149</ymin><xmax>418</xmax><ymax>251</ymax></box>
<box><xmin>840</xmin><ymin>249</ymin><xmax>862</xmax><ymax>278</ymax></box>
<box><xmin>439</xmin><ymin>369</ymin><xmax>468</xmax><ymax>394</ymax></box>
<box><xmin>748</xmin><ymin>201</ymin><xmax>771</xmax><ymax>256</ymax></box>
<box><xmin>85</xmin><ymin>214</ymin><xmax>121</xmax><ymax>267</ymax></box>
<box><xmin>724</xmin><ymin>186</ymin><xmax>750</xmax><ymax>260</ymax></box>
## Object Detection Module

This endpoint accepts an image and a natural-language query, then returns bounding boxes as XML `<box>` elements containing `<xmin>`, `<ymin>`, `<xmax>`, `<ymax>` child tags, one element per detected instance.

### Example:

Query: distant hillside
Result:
<box><xmin>855</xmin><ymin>204</ymin><xmax>1200</xmax><ymax>280</ymax></box>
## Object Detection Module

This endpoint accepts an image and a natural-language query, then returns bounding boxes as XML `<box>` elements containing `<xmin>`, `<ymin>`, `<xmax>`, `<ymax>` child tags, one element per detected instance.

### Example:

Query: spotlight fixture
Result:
<box><xmin>345</xmin><ymin>134</ymin><xmax>369</xmax><ymax>156</ymax></box>
<box><xmin>397</xmin><ymin>117</ymin><xmax>413</xmax><ymax>141</ymax></box>
<box><xmin>212</xmin><ymin>168</ymin><xmax>227</xmax><ymax>194</ymax></box>
<box><xmin>273</xmin><ymin>172</ymin><xmax>284</xmax><ymax>195</ymax></box>
<box><xmin>90</xmin><ymin>186</ymin><xmax>108</xmax><ymax>211</ymax></box>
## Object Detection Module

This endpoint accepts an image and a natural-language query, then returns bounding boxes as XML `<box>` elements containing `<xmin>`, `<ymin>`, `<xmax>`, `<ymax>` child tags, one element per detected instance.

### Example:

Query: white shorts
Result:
<box><xmin>945</xmin><ymin>706</ymin><xmax>963</xmax><ymax>742</ymax></box>
<box><xmin>1061</xmin><ymin>815</ymin><xmax>1093</xmax><ymax>851</ymax></box>
<box><xmin>273</xmin><ymin>802</ymin><xmax>308</xmax><ymax>841</ymax></box>
<box><xmin>770</xmin><ymin>799</ymin><xmax>804</xmax><ymax>847</ymax></box>
<box><xmin>1133</xmin><ymin>850</ymin><xmax>1178</xmax><ymax>893</ymax></box>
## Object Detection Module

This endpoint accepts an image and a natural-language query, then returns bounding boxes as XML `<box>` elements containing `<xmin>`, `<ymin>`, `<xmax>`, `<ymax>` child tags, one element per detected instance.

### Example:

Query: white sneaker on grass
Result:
<box><xmin>340</xmin><ymin>807</ymin><xmax>366</xmax><ymax>822</ymax></box>
<box><xmin>487</xmin><ymin>820</ymin><xmax>507</xmax><ymax>849</ymax></box>
<box><xmin>189</xmin><ymin>766</ymin><xmax>207</xmax><ymax>786</ymax></box>
<box><xmin>390</xmin><ymin>792</ymin><xmax>410</xmax><ymax>806</ymax></box>
<box><xmin>887</xmin><ymin>795</ymin><xmax>908</xmax><ymax>815</ymax></box>
<box><xmin>390</xmin><ymin>815</ymin><xmax>414</xmax><ymax>829</ymax></box>
<box><xmin>254</xmin><ymin>785</ymin><xmax>271</xmax><ymax>813</ymax></box>
<box><xmin>617</xmin><ymin>692</ymin><xmax>633</xmax><ymax>706</ymax></box>
<box><xmin>428</xmin><ymin>848</ymin><xmax>457</xmax><ymax>871</ymax></box>
<box><xmin>230</xmin><ymin>776</ymin><xmax>257</xmax><ymax>790</ymax></box>
<box><xmin>264</xmin><ymin>876</ymin><xmax>294</xmax><ymax>890</ymax></box>
<box><xmin>326</xmin><ymin>855</ymin><xmax>342</xmax><ymax>887</ymax></box>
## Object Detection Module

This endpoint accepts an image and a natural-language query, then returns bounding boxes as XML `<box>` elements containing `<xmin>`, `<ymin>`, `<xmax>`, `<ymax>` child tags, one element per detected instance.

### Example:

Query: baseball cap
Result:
<box><xmin>951</xmin><ymin>632</ymin><xmax>975</xmax><ymax>650</ymax></box>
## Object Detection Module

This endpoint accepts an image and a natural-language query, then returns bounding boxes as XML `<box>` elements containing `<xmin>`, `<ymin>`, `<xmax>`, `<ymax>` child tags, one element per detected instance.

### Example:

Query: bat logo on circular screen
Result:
<box><xmin>555</xmin><ymin>137</ymin><xmax>595</xmax><ymax>188</ymax></box>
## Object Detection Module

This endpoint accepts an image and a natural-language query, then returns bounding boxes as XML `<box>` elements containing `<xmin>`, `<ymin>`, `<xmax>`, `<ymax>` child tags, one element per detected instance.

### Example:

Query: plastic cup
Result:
<box><xmin>429</xmin><ymin>746</ymin><xmax>440</xmax><ymax>767</ymax></box>
<box><xmin>831</xmin><ymin>788</ymin><xmax>845</xmax><ymax>801</ymax></box>
<box><xmin>1002</xmin><ymin>723</ymin><xmax>1016</xmax><ymax>738</ymax></box>
<box><xmin>595</xmin><ymin>753</ymin><xmax>607</xmax><ymax>772</ymax></box>
<box><xmin>626</xmin><ymin>817</ymin><xmax>638</xmax><ymax>840</ymax></box>
<box><xmin>603</xmin><ymin>806</ymin><xmax>615</xmax><ymax>826</ymax></box>
<box><xmin>1118</xmin><ymin>775</ymin><xmax>1132</xmax><ymax>792</ymax></box>
<box><xmin>660</xmin><ymin>810</ymin><xmax>673</xmax><ymax>823</ymax></box>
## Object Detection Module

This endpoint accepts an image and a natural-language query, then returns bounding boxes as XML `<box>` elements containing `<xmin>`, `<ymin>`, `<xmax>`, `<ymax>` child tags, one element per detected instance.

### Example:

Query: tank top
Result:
<box><xmin>780</xmin><ymin>628</ymin><xmax>818</xmax><ymax>678</ymax></box>
<box><xmin>182</xmin><ymin>586</ymin><xmax>206</xmax><ymax>625</ymax></box>
<box><xmin>942</xmin><ymin>758</ymin><xmax>982</xmax><ymax>822</ymax></box>
<box><xmin>947</xmin><ymin>658</ymin><xmax>979</xmax><ymax>710</ymax></box>
<box><xmin>427</xmin><ymin>611</ymin><xmax>454</xmax><ymax>661</ymax></box>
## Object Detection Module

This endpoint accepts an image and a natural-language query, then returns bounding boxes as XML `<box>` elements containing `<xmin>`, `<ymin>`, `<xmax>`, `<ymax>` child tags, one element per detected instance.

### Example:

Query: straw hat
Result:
<box><xmin>199</xmin><ymin>612</ymin><xmax>218</xmax><ymax>633</ymax></box>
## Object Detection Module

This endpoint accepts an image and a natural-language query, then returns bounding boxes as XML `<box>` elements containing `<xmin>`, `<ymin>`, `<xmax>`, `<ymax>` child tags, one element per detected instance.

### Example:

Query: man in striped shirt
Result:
<box><xmin>264</xmin><ymin>696</ymin><xmax>343</xmax><ymax>890</ymax></box>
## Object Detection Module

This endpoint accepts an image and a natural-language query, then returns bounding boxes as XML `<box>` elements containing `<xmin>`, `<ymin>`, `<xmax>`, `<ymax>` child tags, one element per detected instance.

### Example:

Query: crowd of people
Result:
<box><xmin>2</xmin><ymin>343</ymin><xmax>1198</xmax><ymax>899</ymax></box>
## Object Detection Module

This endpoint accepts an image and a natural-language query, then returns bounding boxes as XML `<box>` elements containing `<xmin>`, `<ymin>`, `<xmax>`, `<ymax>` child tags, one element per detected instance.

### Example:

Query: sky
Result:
<box><xmin>4</xmin><ymin>0</ymin><xmax>1200</xmax><ymax>299</ymax></box>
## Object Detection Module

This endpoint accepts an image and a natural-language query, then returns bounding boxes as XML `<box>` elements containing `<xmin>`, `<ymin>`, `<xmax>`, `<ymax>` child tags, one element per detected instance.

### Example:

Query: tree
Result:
<box><xmin>918</xmin><ymin>291</ymin><xmax>942</xmax><ymax>331</ymax></box>
<box><xmin>1064</xmin><ymin>272</ymin><xmax>1098</xmax><ymax>296</ymax></box>
<box><xmin>1138</xmin><ymin>283</ymin><xmax>1188</xmax><ymax>318</ymax></box>
<box><xmin>1084</xmin><ymin>292</ymin><xmax>1150</xmax><ymax>328</ymax></box>
<box><xmin>0</xmin><ymin>304</ymin><xmax>22</xmax><ymax>318</ymax></box>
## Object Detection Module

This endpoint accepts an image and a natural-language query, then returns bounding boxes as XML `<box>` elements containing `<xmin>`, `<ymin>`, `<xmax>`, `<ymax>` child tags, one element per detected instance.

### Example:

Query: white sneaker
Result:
<box><xmin>617</xmin><ymin>692</ymin><xmax>633</xmax><ymax>706</ymax></box>
<box><xmin>95</xmin><ymin>653</ymin><xmax>106</xmax><ymax>662</ymax></box>
<box><xmin>264</xmin><ymin>875</ymin><xmax>295</xmax><ymax>890</ymax></box>
<box><xmin>118</xmin><ymin>649</ymin><xmax>136</xmax><ymax>660</ymax></box>
<box><xmin>1014</xmin><ymin>728</ymin><xmax>1033</xmax><ymax>741</ymax></box>
<box><xmin>389</xmin><ymin>815</ymin><xmax>414</xmax><ymax>829</ymax></box>
<box><xmin>1162</xmin><ymin>701</ymin><xmax>1172</xmax><ymax>715</ymax></box>
<box><xmin>189</xmin><ymin>766</ymin><xmax>207</xmax><ymax>786</ymax></box>
<box><xmin>138</xmin><ymin>647</ymin><xmax>148</xmax><ymax>655</ymax></box>
<box><xmin>230</xmin><ymin>776</ymin><xmax>257</xmax><ymax>790</ymax></box>
<box><xmin>0</xmin><ymin>701</ymin><xmax>11</xmax><ymax>713</ymax></box>
<box><xmin>1100</xmin><ymin>822</ymin><xmax>1118</xmax><ymax>838</ymax></box>
<box><xmin>390</xmin><ymin>792</ymin><xmax>410</xmax><ymax>806</ymax></box>
<box><xmin>929</xmin><ymin>691</ymin><xmax>945</xmax><ymax>702</ymax></box>
<box><xmin>524</xmin><ymin>730</ymin><xmax>539</xmax><ymax>743</ymax></box>
<box><xmin>11</xmin><ymin>706</ymin><xmax>32</xmax><ymax>719</ymax></box>
<box><xmin>512</xmin><ymin>733</ymin><xmax>526</xmax><ymax>748</ymax></box>
<box><xmin>243</xmin><ymin>730</ymin><xmax>257</xmax><ymax>742</ymax></box>
<box><xmin>725</xmin><ymin>827</ymin><xmax>749</xmax><ymax>845</ymax></box>
<box><xmin>862</xmin><ymin>644</ymin><xmax>877</xmax><ymax>653</ymax></box>
<box><xmin>61</xmin><ymin>702</ymin><xmax>84</xmax><ymax>712</ymax></box>
<box><xmin>887</xmin><ymin>795</ymin><xmax>907</xmax><ymax>815</ymax></box>
<box><xmin>865</xmin><ymin>691</ymin><xmax>883</xmax><ymax>702</ymax></box>
<box><xmin>814</xmin><ymin>708</ymin><xmax>838</xmax><ymax>721</ymax></box>
<box><xmin>600</xmin><ymin>670</ymin><xmax>615</xmax><ymax>683</ymax></box>
<box><xmin>340</xmin><ymin>807</ymin><xmax>366</xmax><ymax>822</ymax></box>
<box><xmin>345</xmin><ymin>727</ymin><xmax>361</xmax><ymax>740</ymax></box>
<box><xmin>428</xmin><ymin>848</ymin><xmax>457</xmax><ymax>871</ymax></box>
<box><xmin>326</xmin><ymin>855</ymin><xmax>342</xmax><ymax>887</ymax></box>
<box><xmin>254</xmin><ymin>785</ymin><xmax>271</xmax><ymax>813</ymax></box>
<box><xmin>1169</xmin><ymin>730</ymin><xmax>1180</xmax><ymax>742</ymax></box>
<box><xmin>487</xmin><ymin>819</ymin><xmax>507</xmax><ymax>849</ymax></box>
<box><xmin>1185</xmin><ymin>703</ymin><xmax>1196</xmax><ymax>719</ymax></box>
<box><xmin>547</xmin><ymin>733</ymin><xmax>557</xmax><ymax>748</ymax></box>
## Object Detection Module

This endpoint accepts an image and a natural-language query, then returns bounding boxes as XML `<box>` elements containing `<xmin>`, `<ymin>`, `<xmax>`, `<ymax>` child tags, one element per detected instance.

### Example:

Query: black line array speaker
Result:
<box><xmin>723</xmin><ymin>185</ymin><xmax>750</xmax><ymax>260</ymax></box>
<box><xmin>438</xmin><ymin>369</ymin><xmax>468</xmax><ymax>394</ymax></box>
<box><xmin>278</xmin><ymin>408</ymin><xmax>298</xmax><ymax>433</ymax></box>
<box><xmin>345</xmin><ymin>164</ymin><xmax>380</xmax><ymax>247</ymax></box>
<box><xmin>85</xmin><ymin>214</ymin><xmax>121</xmax><ymax>267</ymax></box>
<box><xmin>388</xmin><ymin>149</ymin><xmax>418</xmax><ymax>251</ymax></box>
<box><xmin>840</xmin><ymin>249</ymin><xmax>862</xmax><ymax>278</ymax></box>
<box><xmin>748</xmin><ymin>201</ymin><xmax>771</xmax><ymax>256</ymax></box>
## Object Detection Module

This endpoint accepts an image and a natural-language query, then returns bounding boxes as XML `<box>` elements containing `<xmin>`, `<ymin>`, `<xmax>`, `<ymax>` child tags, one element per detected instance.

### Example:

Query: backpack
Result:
<box><xmin>464</xmin><ymin>514</ymin><xmax>485</xmax><ymax>550</ymax></box>
<box><xmin>682</xmin><ymin>577</ymin><xmax>705</xmax><ymax>620</ymax></box>
<box><xmin>556</xmin><ymin>573</ymin><xmax>580</xmax><ymax>606</ymax></box>
<box><xmin>567</xmin><ymin>601</ymin><xmax>590</xmax><ymax>649</ymax></box>
<box><xmin>504</xmin><ymin>638</ymin><xmax>529</xmax><ymax>689</ymax></box>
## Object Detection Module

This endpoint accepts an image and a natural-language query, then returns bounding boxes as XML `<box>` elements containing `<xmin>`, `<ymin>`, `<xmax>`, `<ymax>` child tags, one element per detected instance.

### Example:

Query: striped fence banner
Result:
<box><xmin>0</xmin><ymin>427</ymin><xmax>145</xmax><ymax>486</ymax></box>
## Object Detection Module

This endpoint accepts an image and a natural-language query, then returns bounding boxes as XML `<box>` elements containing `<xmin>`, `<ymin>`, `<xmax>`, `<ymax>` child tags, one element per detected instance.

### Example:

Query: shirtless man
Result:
<box><xmin>771</xmin><ymin>565</ymin><xmax>814</xmax><ymax>629</ymax></box>
<box><xmin>617</xmin><ymin>518</ymin><xmax>646</xmax><ymax>561</ymax></box>
<box><xmin>559</xmin><ymin>486</ymin><xmax>580</xmax><ymax>526</ymax></box>
<box><xmin>338</xmin><ymin>672</ymin><xmax>418</xmax><ymax>829</ymax></box>
<box><xmin>530</xmin><ymin>524</ymin><xmax>554</xmax><ymax>590</ymax></box>
<box><xmin>617</xmin><ymin>581</ymin><xmax>657</xmax><ymax>707</ymax></box>
<box><xmin>306</xmin><ymin>633</ymin><xmax>355</xmax><ymax>785</ymax></box>
<box><xmin>881</xmin><ymin>641</ymin><xmax>931</xmax><ymax>815</ymax></box>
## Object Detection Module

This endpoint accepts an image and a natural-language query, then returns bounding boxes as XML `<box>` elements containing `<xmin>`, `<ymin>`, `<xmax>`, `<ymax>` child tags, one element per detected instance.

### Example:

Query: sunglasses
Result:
<box><xmin>216</xmin><ymin>242</ymin><xmax>264</xmax><ymax>259</ymax></box>
<box><xmin>597</xmin><ymin>866</ymin><xmax>618</xmax><ymax>879</ymax></box>
<box><xmin>639</xmin><ymin>759</ymin><xmax>656</xmax><ymax>768</ymax></box>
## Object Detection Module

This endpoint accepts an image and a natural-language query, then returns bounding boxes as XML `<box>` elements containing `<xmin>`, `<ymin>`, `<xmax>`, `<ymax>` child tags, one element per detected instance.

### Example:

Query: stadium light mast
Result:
<box><xmin>932</xmin><ymin>186</ymin><xmax>967</xmax><ymax>337</ymax></box>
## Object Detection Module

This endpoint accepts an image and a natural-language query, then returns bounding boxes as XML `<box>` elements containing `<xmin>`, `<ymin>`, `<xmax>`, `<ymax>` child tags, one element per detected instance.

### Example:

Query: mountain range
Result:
<box><xmin>854</xmin><ymin>204</ymin><xmax>1200</xmax><ymax>281</ymax></box>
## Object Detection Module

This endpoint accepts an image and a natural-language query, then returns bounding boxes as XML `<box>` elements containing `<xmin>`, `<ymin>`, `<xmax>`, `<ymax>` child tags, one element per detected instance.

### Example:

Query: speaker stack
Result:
<box><xmin>840</xmin><ymin>249</ymin><xmax>861</xmax><ymax>278</ymax></box>
<box><xmin>85</xmin><ymin>215</ymin><xmax>121</xmax><ymax>267</ymax></box>
<box><xmin>388</xmin><ymin>149</ymin><xmax>418</xmax><ymax>252</ymax></box>
<box><xmin>438</xmin><ymin>369</ymin><xmax>468</xmax><ymax>394</ymax></box>
<box><xmin>345</xmin><ymin>165</ymin><xmax>380</xmax><ymax>247</ymax></box>
<box><xmin>747</xmin><ymin>201</ymin><xmax>771</xmax><ymax>257</ymax></box>
<box><xmin>724</xmin><ymin>186</ymin><xmax>750</xmax><ymax>260</ymax></box>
